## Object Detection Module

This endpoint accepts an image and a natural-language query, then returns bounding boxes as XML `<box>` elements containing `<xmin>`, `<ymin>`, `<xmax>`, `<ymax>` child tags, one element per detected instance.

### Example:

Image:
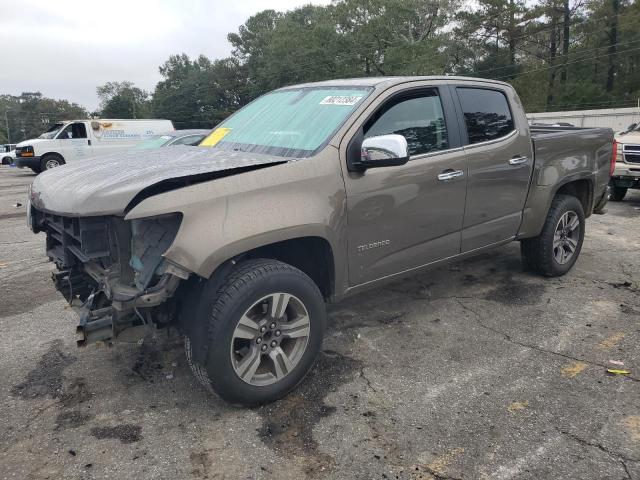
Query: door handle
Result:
<box><xmin>509</xmin><ymin>156</ymin><xmax>528</xmax><ymax>165</ymax></box>
<box><xmin>437</xmin><ymin>169</ymin><xmax>464</xmax><ymax>181</ymax></box>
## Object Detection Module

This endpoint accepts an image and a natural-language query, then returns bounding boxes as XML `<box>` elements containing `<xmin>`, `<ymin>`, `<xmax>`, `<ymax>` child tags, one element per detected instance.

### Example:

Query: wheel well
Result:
<box><xmin>241</xmin><ymin>237</ymin><xmax>335</xmax><ymax>299</ymax></box>
<box><xmin>556</xmin><ymin>179</ymin><xmax>592</xmax><ymax>217</ymax></box>
<box><xmin>41</xmin><ymin>152</ymin><xmax>65</xmax><ymax>162</ymax></box>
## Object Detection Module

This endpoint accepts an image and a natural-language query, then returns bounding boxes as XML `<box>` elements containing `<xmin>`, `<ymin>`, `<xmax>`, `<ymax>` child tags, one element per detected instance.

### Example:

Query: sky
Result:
<box><xmin>0</xmin><ymin>0</ymin><xmax>331</xmax><ymax>111</ymax></box>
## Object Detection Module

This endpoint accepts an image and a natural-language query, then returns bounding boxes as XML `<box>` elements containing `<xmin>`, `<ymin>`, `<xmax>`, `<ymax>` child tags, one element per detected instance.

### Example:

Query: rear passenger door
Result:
<box><xmin>454</xmin><ymin>86</ymin><xmax>534</xmax><ymax>252</ymax></box>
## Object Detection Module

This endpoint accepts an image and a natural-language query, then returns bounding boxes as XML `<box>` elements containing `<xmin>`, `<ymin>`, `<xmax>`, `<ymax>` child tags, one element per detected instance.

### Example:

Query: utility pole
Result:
<box><xmin>606</xmin><ymin>0</ymin><xmax>619</xmax><ymax>92</ymax></box>
<box><xmin>4</xmin><ymin>108</ymin><xmax>10</xmax><ymax>144</ymax></box>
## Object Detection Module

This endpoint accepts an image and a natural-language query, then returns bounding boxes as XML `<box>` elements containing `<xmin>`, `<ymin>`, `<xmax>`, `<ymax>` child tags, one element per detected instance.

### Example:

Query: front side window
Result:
<box><xmin>457</xmin><ymin>88</ymin><xmax>514</xmax><ymax>144</ymax></box>
<box><xmin>57</xmin><ymin>122</ymin><xmax>87</xmax><ymax>140</ymax></box>
<box><xmin>363</xmin><ymin>89</ymin><xmax>449</xmax><ymax>156</ymax></box>
<box><xmin>201</xmin><ymin>86</ymin><xmax>373</xmax><ymax>158</ymax></box>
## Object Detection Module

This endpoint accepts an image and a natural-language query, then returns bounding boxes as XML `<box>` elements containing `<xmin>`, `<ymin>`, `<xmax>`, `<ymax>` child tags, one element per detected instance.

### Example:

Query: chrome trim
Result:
<box><xmin>509</xmin><ymin>156</ymin><xmax>529</xmax><ymax>165</ymax></box>
<box><xmin>410</xmin><ymin>146</ymin><xmax>465</xmax><ymax>162</ymax></box>
<box><xmin>26</xmin><ymin>199</ymin><xmax>33</xmax><ymax>232</ymax></box>
<box><xmin>462</xmin><ymin>129</ymin><xmax>519</xmax><ymax>150</ymax></box>
<box><xmin>437</xmin><ymin>170</ymin><xmax>464</xmax><ymax>181</ymax></box>
<box><xmin>622</xmin><ymin>144</ymin><xmax>640</xmax><ymax>164</ymax></box>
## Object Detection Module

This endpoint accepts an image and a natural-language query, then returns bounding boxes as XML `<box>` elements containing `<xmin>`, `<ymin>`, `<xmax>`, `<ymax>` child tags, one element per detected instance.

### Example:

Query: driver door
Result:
<box><xmin>58</xmin><ymin>122</ymin><xmax>93</xmax><ymax>161</ymax></box>
<box><xmin>342</xmin><ymin>84</ymin><xmax>468</xmax><ymax>286</ymax></box>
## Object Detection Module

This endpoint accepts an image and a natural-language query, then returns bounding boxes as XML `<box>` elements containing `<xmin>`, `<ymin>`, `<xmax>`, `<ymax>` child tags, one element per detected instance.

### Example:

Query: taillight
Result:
<box><xmin>610</xmin><ymin>140</ymin><xmax>617</xmax><ymax>177</ymax></box>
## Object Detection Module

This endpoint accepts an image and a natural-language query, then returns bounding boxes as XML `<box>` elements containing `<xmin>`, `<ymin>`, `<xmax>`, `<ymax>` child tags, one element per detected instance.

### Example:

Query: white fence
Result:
<box><xmin>527</xmin><ymin>106</ymin><xmax>640</xmax><ymax>132</ymax></box>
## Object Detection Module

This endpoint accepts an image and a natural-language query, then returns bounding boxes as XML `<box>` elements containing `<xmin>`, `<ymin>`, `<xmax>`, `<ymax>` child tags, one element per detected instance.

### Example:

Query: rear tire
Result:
<box><xmin>185</xmin><ymin>258</ymin><xmax>326</xmax><ymax>406</ymax></box>
<box><xmin>609</xmin><ymin>184</ymin><xmax>627</xmax><ymax>202</ymax></box>
<box><xmin>40</xmin><ymin>153</ymin><xmax>65</xmax><ymax>171</ymax></box>
<box><xmin>521</xmin><ymin>194</ymin><xmax>585</xmax><ymax>277</ymax></box>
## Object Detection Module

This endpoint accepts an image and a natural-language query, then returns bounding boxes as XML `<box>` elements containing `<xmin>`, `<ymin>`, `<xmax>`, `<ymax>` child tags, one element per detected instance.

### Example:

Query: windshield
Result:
<box><xmin>134</xmin><ymin>135</ymin><xmax>173</xmax><ymax>150</ymax></box>
<box><xmin>200</xmin><ymin>86</ymin><xmax>372</xmax><ymax>157</ymax></box>
<box><xmin>38</xmin><ymin>122</ymin><xmax>66</xmax><ymax>139</ymax></box>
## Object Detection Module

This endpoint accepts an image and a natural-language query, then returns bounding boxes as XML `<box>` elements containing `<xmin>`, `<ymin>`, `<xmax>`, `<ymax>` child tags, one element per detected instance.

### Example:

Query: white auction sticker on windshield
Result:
<box><xmin>319</xmin><ymin>95</ymin><xmax>363</xmax><ymax>106</ymax></box>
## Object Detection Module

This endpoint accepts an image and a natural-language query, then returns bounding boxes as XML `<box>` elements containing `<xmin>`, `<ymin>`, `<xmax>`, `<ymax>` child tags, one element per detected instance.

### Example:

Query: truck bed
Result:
<box><xmin>529</xmin><ymin>124</ymin><xmax>613</xmax><ymax>213</ymax></box>
<box><xmin>529</xmin><ymin>124</ymin><xmax>611</xmax><ymax>139</ymax></box>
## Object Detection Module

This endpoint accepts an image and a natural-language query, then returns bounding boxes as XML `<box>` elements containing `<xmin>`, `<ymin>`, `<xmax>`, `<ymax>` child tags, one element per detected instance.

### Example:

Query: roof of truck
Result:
<box><xmin>280</xmin><ymin>76</ymin><xmax>511</xmax><ymax>90</ymax></box>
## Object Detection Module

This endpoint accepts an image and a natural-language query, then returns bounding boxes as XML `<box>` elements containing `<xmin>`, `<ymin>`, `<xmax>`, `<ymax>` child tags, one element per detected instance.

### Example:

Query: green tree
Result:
<box><xmin>144</xmin><ymin>0</ymin><xmax>640</xmax><ymax>119</ymax></box>
<box><xmin>0</xmin><ymin>92</ymin><xmax>87</xmax><ymax>143</ymax></box>
<box><xmin>151</xmin><ymin>54</ymin><xmax>250</xmax><ymax>128</ymax></box>
<box><xmin>333</xmin><ymin>0</ymin><xmax>459</xmax><ymax>76</ymax></box>
<box><xmin>228</xmin><ymin>6</ymin><xmax>353</xmax><ymax>96</ymax></box>
<box><xmin>455</xmin><ymin>0</ymin><xmax>530</xmax><ymax>79</ymax></box>
<box><xmin>96</xmin><ymin>81</ymin><xmax>151</xmax><ymax>118</ymax></box>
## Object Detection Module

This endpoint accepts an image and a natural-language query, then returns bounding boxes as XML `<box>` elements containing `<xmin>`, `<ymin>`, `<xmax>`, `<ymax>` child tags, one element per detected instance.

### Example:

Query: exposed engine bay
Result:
<box><xmin>30</xmin><ymin>208</ymin><xmax>189</xmax><ymax>346</ymax></box>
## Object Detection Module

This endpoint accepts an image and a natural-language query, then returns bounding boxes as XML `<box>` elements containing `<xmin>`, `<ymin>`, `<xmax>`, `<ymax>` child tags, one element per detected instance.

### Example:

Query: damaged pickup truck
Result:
<box><xmin>28</xmin><ymin>77</ymin><xmax>614</xmax><ymax>406</ymax></box>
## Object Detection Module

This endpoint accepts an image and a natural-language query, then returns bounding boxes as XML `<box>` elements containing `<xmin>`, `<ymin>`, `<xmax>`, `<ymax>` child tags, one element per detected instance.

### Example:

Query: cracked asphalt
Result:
<box><xmin>1</xmin><ymin>166</ymin><xmax>639</xmax><ymax>480</ymax></box>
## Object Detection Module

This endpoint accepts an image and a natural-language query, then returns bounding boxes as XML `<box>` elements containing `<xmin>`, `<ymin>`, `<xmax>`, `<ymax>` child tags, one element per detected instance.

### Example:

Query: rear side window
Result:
<box><xmin>457</xmin><ymin>88</ymin><xmax>514</xmax><ymax>144</ymax></box>
<box><xmin>364</xmin><ymin>89</ymin><xmax>448</xmax><ymax>156</ymax></box>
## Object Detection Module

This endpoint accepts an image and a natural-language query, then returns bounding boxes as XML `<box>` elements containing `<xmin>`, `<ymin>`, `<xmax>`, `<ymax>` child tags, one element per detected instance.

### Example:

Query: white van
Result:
<box><xmin>14</xmin><ymin>119</ymin><xmax>174</xmax><ymax>173</ymax></box>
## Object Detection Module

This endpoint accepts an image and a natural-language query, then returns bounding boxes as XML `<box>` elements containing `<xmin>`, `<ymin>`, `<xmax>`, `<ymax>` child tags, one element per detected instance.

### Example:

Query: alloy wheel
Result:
<box><xmin>230</xmin><ymin>293</ymin><xmax>310</xmax><ymax>386</ymax></box>
<box><xmin>553</xmin><ymin>210</ymin><xmax>580</xmax><ymax>264</ymax></box>
<box><xmin>45</xmin><ymin>158</ymin><xmax>60</xmax><ymax>169</ymax></box>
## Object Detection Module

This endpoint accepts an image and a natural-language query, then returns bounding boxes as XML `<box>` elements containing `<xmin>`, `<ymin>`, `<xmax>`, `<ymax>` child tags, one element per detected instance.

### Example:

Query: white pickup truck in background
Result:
<box><xmin>14</xmin><ymin>119</ymin><xmax>174</xmax><ymax>173</ymax></box>
<box><xmin>611</xmin><ymin>123</ymin><xmax>640</xmax><ymax>201</ymax></box>
<box><xmin>1</xmin><ymin>144</ymin><xmax>17</xmax><ymax>165</ymax></box>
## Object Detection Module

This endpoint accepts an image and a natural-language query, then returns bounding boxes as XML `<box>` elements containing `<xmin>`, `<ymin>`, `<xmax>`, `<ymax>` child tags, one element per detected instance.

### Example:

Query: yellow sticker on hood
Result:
<box><xmin>201</xmin><ymin>127</ymin><xmax>232</xmax><ymax>147</ymax></box>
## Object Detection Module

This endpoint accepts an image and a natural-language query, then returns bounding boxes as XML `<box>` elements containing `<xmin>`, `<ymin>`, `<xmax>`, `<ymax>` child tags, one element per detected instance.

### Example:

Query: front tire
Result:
<box><xmin>521</xmin><ymin>194</ymin><xmax>585</xmax><ymax>277</ymax></box>
<box><xmin>609</xmin><ymin>184</ymin><xmax>627</xmax><ymax>202</ymax></box>
<box><xmin>185</xmin><ymin>259</ymin><xmax>326</xmax><ymax>406</ymax></box>
<box><xmin>40</xmin><ymin>153</ymin><xmax>65</xmax><ymax>171</ymax></box>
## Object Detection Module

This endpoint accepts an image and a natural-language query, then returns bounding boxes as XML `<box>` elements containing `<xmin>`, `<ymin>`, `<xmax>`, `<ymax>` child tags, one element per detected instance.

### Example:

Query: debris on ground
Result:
<box><xmin>561</xmin><ymin>362</ymin><xmax>588</xmax><ymax>378</ymax></box>
<box><xmin>598</xmin><ymin>333</ymin><xmax>625</xmax><ymax>350</ymax></box>
<box><xmin>508</xmin><ymin>401</ymin><xmax>529</xmax><ymax>413</ymax></box>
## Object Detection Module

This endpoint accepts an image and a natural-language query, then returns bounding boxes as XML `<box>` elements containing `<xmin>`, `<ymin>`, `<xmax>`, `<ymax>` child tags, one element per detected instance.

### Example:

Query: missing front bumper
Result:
<box><xmin>72</xmin><ymin>271</ymin><xmax>185</xmax><ymax>347</ymax></box>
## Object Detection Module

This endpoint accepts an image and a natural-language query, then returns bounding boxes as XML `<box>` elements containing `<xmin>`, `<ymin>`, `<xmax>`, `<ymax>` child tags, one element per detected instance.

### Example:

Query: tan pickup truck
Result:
<box><xmin>611</xmin><ymin>123</ymin><xmax>640</xmax><ymax>201</ymax></box>
<box><xmin>28</xmin><ymin>77</ymin><xmax>614</xmax><ymax>405</ymax></box>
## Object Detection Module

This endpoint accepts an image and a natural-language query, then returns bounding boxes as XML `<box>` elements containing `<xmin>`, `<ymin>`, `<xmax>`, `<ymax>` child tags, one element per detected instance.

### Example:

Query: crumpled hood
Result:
<box><xmin>30</xmin><ymin>146</ymin><xmax>294</xmax><ymax>216</ymax></box>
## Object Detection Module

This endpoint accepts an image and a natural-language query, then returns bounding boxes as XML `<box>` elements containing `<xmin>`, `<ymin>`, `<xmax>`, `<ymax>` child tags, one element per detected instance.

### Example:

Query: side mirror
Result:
<box><xmin>627</xmin><ymin>123</ymin><xmax>637</xmax><ymax>132</ymax></box>
<box><xmin>351</xmin><ymin>134</ymin><xmax>409</xmax><ymax>171</ymax></box>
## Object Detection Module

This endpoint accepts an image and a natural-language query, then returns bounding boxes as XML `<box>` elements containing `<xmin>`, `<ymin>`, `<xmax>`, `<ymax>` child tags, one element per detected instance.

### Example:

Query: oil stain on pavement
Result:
<box><xmin>10</xmin><ymin>340</ymin><xmax>76</xmax><ymax>399</ymax></box>
<box><xmin>91</xmin><ymin>424</ymin><xmax>143</xmax><ymax>444</ymax></box>
<box><xmin>256</xmin><ymin>349</ymin><xmax>362</xmax><ymax>475</ymax></box>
